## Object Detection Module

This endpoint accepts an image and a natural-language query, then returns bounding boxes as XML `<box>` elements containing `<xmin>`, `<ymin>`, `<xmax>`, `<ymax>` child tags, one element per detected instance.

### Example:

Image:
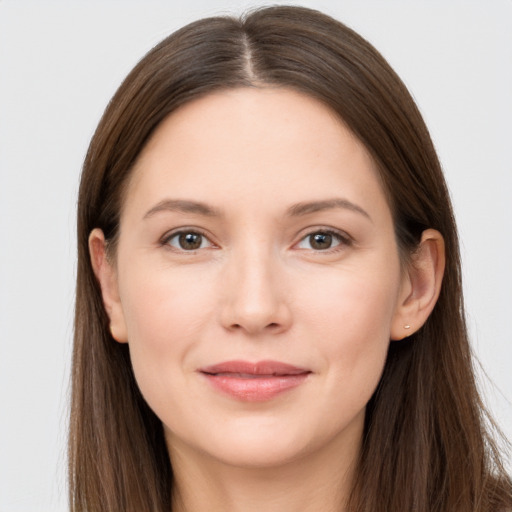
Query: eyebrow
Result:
<box><xmin>286</xmin><ymin>198</ymin><xmax>372</xmax><ymax>221</ymax></box>
<box><xmin>143</xmin><ymin>197</ymin><xmax>371</xmax><ymax>221</ymax></box>
<box><xmin>143</xmin><ymin>199</ymin><xmax>223</xmax><ymax>219</ymax></box>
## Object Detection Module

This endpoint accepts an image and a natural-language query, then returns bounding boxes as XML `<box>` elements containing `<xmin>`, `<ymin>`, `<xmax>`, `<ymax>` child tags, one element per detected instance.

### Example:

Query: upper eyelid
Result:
<box><xmin>296</xmin><ymin>226</ymin><xmax>353</xmax><ymax>243</ymax></box>
<box><xmin>161</xmin><ymin>227</ymin><xmax>213</xmax><ymax>242</ymax></box>
<box><xmin>294</xmin><ymin>229</ymin><xmax>352</xmax><ymax>250</ymax></box>
<box><xmin>160</xmin><ymin>228</ymin><xmax>217</xmax><ymax>251</ymax></box>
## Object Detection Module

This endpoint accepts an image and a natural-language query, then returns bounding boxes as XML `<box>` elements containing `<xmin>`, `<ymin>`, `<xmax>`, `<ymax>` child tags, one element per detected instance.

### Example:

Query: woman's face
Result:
<box><xmin>107</xmin><ymin>88</ymin><xmax>410</xmax><ymax>469</ymax></box>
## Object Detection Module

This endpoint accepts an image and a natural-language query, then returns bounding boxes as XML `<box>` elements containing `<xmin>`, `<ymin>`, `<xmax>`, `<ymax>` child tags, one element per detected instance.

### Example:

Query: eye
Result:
<box><xmin>296</xmin><ymin>230</ymin><xmax>350</xmax><ymax>251</ymax></box>
<box><xmin>164</xmin><ymin>231</ymin><xmax>212</xmax><ymax>251</ymax></box>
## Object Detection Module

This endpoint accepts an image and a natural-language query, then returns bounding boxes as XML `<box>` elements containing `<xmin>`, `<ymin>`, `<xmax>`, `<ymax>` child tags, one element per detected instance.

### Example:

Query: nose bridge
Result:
<box><xmin>220</xmin><ymin>238</ymin><xmax>290</xmax><ymax>335</ymax></box>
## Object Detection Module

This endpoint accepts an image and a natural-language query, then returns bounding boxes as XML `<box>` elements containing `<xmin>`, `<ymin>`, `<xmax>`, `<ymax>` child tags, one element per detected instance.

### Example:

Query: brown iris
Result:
<box><xmin>309</xmin><ymin>232</ymin><xmax>333</xmax><ymax>250</ymax></box>
<box><xmin>178</xmin><ymin>232</ymin><xmax>203</xmax><ymax>250</ymax></box>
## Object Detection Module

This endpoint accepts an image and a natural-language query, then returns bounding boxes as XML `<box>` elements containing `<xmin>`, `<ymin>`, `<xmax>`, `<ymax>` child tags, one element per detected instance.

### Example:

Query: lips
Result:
<box><xmin>199</xmin><ymin>360</ymin><xmax>311</xmax><ymax>401</ymax></box>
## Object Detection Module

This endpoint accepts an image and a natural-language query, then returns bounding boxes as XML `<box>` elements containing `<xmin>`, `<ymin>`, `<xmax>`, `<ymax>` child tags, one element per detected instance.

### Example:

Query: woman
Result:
<box><xmin>69</xmin><ymin>5</ymin><xmax>511</xmax><ymax>511</ymax></box>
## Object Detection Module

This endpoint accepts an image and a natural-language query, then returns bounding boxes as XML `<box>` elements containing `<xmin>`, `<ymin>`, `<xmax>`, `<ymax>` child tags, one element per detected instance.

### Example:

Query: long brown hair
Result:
<box><xmin>70</xmin><ymin>6</ymin><xmax>511</xmax><ymax>511</ymax></box>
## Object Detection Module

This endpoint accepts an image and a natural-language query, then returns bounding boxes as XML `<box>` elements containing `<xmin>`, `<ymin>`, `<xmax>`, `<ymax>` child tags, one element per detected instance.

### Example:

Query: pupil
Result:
<box><xmin>179</xmin><ymin>233</ymin><xmax>202</xmax><ymax>250</ymax></box>
<box><xmin>311</xmin><ymin>233</ymin><xmax>332</xmax><ymax>250</ymax></box>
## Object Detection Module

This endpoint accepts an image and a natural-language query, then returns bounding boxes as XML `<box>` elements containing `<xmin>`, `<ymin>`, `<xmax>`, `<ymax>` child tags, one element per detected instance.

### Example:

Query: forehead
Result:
<box><xmin>123</xmin><ymin>87</ymin><xmax>389</xmax><ymax>220</ymax></box>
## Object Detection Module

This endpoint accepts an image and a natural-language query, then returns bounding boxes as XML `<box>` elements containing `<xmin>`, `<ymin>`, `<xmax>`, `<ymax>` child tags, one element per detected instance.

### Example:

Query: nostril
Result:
<box><xmin>221</xmin><ymin>300</ymin><xmax>292</xmax><ymax>334</ymax></box>
<box><xmin>230</xmin><ymin>321</ymin><xmax>280</xmax><ymax>332</ymax></box>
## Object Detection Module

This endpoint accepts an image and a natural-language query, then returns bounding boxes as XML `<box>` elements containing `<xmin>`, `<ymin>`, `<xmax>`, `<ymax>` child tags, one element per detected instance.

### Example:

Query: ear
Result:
<box><xmin>88</xmin><ymin>228</ymin><xmax>128</xmax><ymax>343</ymax></box>
<box><xmin>390</xmin><ymin>229</ymin><xmax>445</xmax><ymax>341</ymax></box>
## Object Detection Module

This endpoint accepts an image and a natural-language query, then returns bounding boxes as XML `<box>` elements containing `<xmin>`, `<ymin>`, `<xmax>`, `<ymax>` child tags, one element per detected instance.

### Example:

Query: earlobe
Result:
<box><xmin>88</xmin><ymin>228</ymin><xmax>128</xmax><ymax>343</ymax></box>
<box><xmin>390</xmin><ymin>229</ymin><xmax>445</xmax><ymax>340</ymax></box>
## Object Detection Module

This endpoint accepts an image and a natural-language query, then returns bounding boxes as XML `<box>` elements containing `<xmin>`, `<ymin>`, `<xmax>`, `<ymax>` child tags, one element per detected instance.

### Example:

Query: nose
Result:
<box><xmin>219</xmin><ymin>247</ymin><xmax>292</xmax><ymax>336</ymax></box>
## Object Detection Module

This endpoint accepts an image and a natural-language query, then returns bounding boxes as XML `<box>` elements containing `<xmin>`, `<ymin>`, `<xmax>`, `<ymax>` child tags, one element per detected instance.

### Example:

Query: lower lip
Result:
<box><xmin>202</xmin><ymin>373</ymin><xmax>310</xmax><ymax>401</ymax></box>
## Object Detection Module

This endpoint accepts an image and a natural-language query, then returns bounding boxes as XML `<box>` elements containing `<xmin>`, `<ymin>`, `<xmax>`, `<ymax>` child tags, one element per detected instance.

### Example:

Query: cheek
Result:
<box><xmin>300</xmin><ymin>264</ymin><xmax>399</xmax><ymax>398</ymax></box>
<box><xmin>121</xmin><ymin>263</ymin><xmax>213</xmax><ymax>344</ymax></box>
<box><xmin>301</xmin><ymin>261</ymin><xmax>399</xmax><ymax>342</ymax></box>
<box><xmin>118</xmin><ymin>266</ymin><xmax>215</xmax><ymax>399</ymax></box>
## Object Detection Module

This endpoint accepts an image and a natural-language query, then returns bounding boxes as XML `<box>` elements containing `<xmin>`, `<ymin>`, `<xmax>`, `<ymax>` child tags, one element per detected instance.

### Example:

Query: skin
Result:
<box><xmin>90</xmin><ymin>87</ymin><xmax>445</xmax><ymax>512</ymax></box>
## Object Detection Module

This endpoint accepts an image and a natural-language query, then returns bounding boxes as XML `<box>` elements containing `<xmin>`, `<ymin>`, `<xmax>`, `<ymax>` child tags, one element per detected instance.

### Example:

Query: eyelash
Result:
<box><xmin>160</xmin><ymin>227</ymin><xmax>353</xmax><ymax>253</ymax></box>
<box><xmin>295</xmin><ymin>229</ymin><xmax>353</xmax><ymax>253</ymax></box>
<box><xmin>161</xmin><ymin>228</ymin><xmax>214</xmax><ymax>252</ymax></box>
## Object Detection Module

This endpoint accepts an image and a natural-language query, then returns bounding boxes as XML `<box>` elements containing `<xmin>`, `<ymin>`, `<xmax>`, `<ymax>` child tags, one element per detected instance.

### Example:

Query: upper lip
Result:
<box><xmin>200</xmin><ymin>360</ymin><xmax>311</xmax><ymax>376</ymax></box>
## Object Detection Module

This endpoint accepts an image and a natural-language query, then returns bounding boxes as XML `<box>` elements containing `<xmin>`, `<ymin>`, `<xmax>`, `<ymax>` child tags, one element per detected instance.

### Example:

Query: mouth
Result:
<box><xmin>199</xmin><ymin>360</ymin><xmax>311</xmax><ymax>401</ymax></box>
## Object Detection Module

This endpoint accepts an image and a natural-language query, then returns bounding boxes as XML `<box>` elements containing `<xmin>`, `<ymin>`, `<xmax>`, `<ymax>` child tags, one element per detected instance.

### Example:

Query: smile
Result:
<box><xmin>199</xmin><ymin>360</ymin><xmax>311</xmax><ymax>401</ymax></box>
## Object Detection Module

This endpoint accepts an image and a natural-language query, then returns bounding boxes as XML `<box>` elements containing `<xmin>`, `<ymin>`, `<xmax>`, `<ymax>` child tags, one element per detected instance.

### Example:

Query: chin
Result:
<box><xmin>207</xmin><ymin>433</ymin><xmax>312</xmax><ymax>469</ymax></box>
<box><xmin>165</xmin><ymin>409</ymin><xmax>364</xmax><ymax>471</ymax></box>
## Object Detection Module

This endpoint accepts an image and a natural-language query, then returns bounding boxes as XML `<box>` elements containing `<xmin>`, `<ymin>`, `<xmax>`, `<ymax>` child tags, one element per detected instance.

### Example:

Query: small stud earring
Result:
<box><xmin>404</xmin><ymin>325</ymin><xmax>411</xmax><ymax>330</ymax></box>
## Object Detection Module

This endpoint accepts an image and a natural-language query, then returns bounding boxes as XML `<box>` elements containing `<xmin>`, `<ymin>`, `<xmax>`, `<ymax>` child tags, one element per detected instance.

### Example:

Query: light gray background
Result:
<box><xmin>1</xmin><ymin>1</ymin><xmax>511</xmax><ymax>510</ymax></box>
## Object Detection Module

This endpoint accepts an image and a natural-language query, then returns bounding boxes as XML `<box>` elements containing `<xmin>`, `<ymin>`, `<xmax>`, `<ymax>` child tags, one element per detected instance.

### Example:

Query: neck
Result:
<box><xmin>168</xmin><ymin>425</ymin><xmax>361</xmax><ymax>512</ymax></box>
